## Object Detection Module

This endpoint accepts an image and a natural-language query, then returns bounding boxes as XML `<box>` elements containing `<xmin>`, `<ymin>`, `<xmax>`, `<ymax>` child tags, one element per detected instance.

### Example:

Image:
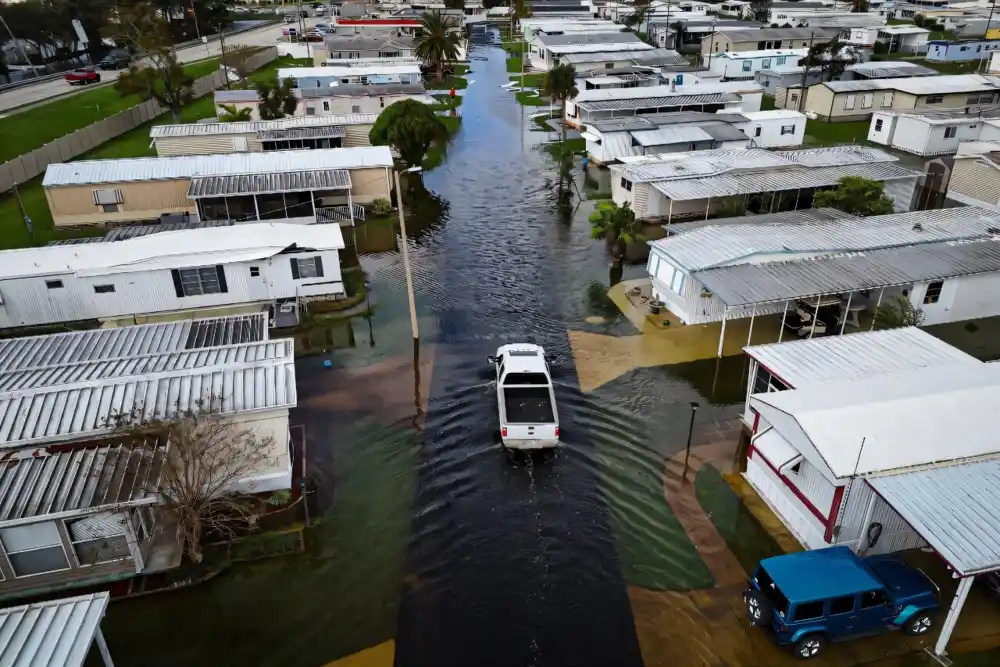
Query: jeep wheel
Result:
<box><xmin>794</xmin><ymin>635</ymin><xmax>825</xmax><ymax>659</ymax></box>
<box><xmin>745</xmin><ymin>590</ymin><xmax>772</xmax><ymax>627</ymax></box>
<box><xmin>904</xmin><ymin>613</ymin><xmax>933</xmax><ymax>636</ymax></box>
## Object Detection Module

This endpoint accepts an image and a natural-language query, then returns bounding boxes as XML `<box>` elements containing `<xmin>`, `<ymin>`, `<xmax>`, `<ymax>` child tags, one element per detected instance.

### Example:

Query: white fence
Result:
<box><xmin>0</xmin><ymin>47</ymin><xmax>278</xmax><ymax>194</ymax></box>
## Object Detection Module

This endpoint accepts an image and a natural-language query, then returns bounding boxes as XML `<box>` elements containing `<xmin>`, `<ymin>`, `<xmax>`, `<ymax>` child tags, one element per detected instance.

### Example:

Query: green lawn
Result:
<box><xmin>501</xmin><ymin>40</ymin><xmax>528</xmax><ymax>55</ymax></box>
<box><xmin>761</xmin><ymin>94</ymin><xmax>776</xmax><ymax>111</ymax></box>
<box><xmin>425</xmin><ymin>74</ymin><xmax>468</xmax><ymax>91</ymax></box>
<box><xmin>0</xmin><ymin>58</ymin><xmax>223</xmax><ymax>163</ymax></box>
<box><xmin>506</xmin><ymin>56</ymin><xmax>523</xmax><ymax>73</ymax></box>
<box><xmin>509</xmin><ymin>71</ymin><xmax>546</xmax><ymax>88</ymax></box>
<box><xmin>516</xmin><ymin>90</ymin><xmax>550</xmax><ymax>106</ymax></box>
<box><xmin>695</xmin><ymin>466</ymin><xmax>785</xmax><ymax>577</ymax></box>
<box><xmin>911</xmin><ymin>57</ymin><xmax>980</xmax><ymax>75</ymax></box>
<box><xmin>804</xmin><ymin>118</ymin><xmax>870</xmax><ymax>146</ymax></box>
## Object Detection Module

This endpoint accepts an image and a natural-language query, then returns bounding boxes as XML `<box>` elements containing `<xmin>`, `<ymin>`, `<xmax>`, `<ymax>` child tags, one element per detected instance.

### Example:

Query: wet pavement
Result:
<box><xmin>89</xmin><ymin>37</ymin><xmax>1000</xmax><ymax>667</ymax></box>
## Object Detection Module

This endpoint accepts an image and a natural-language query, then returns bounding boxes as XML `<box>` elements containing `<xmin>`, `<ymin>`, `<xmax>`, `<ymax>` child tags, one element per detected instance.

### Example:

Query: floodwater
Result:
<box><xmin>96</xmin><ymin>40</ymin><xmax>753</xmax><ymax>667</ymax></box>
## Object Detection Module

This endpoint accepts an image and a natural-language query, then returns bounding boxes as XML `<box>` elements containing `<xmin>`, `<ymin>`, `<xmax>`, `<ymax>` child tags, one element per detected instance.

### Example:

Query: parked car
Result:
<box><xmin>98</xmin><ymin>51</ymin><xmax>131</xmax><ymax>70</ymax></box>
<box><xmin>283</xmin><ymin>14</ymin><xmax>296</xmax><ymax>23</ymax></box>
<box><xmin>487</xmin><ymin>344</ymin><xmax>560</xmax><ymax>450</ymax></box>
<box><xmin>301</xmin><ymin>30</ymin><xmax>324</xmax><ymax>42</ymax></box>
<box><xmin>744</xmin><ymin>546</ymin><xmax>940</xmax><ymax>660</ymax></box>
<box><xmin>64</xmin><ymin>68</ymin><xmax>101</xmax><ymax>85</ymax></box>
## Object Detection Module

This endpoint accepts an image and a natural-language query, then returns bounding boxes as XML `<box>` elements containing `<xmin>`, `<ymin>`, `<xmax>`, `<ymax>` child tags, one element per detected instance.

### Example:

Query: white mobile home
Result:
<box><xmin>277</xmin><ymin>64</ymin><xmax>422</xmax><ymax>88</ymax></box>
<box><xmin>529</xmin><ymin>32</ymin><xmax>653</xmax><ymax>71</ymax></box>
<box><xmin>561</xmin><ymin>47</ymin><xmax>689</xmax><ymax>74</ymax></box>
<box><xmin>706</xmin><ymin>48</ymin><xmax>809</xmax><ymax>80</ymax></box>
<box><xmin>520</xmin><ymin>19</ymin><xmax>623</xmax><ymax>41</ymax></box>
<box><xmin>840</xmin><ymin>25</ymin><xmax>931</xmax><ymax>52</ymax></box>
<box><xmin>582</xmin><ymin>112</ymin><xmax>752</xmax><ymax>164</ymax></box>
<box><xmin>0</xmin><ymin>224</ymin><xmax>347</xmax><ymax>330</ymax></box>
<box><xmin>737</xmin><ymin>109</ymin><xmax>807</xmax><ymax>147</ymax></box>
<box><xmin>867</xmin><ymin>105</ymin><xmax>1000</xmax><ymax>156</ymax></box>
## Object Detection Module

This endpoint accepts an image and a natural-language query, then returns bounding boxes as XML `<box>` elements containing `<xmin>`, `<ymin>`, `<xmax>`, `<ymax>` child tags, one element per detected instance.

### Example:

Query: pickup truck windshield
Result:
<box><xmin>503</xmin><ymin>372</ymin><xmax>549</xmax><ymax>385</ymax></box>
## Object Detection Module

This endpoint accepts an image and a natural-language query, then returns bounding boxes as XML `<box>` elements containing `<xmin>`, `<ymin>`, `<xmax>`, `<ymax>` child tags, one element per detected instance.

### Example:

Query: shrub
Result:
<box><xmin>372</xmin><ymin>198</ymin><xmax>392</xmax><ymax>216</ymax></box>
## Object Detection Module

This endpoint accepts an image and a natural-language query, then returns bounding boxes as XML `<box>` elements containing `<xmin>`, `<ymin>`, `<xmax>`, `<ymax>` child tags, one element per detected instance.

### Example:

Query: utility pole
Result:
<box><xmin>0</xmin><ymin>15</ymin><xmax>40</xmax><ymax>77</ymax></box>
<box><xmin>797</xmin><ymin>30</ymin><xmax>814</xmax><ymax>114</ymax></box>
<box><xmin>297</xmin><ymin>0</ymin><xmax>311</xmax><ymax>60</ymax></box>
<box><xmin>986</xmin><ymin>0</ymin><xmax>997</xmax><ymax>38</ymax></box>
<box><xmin>218</xmin><ymin>23</ymin><xmax>229</xmax><ymax>90</ymax></box>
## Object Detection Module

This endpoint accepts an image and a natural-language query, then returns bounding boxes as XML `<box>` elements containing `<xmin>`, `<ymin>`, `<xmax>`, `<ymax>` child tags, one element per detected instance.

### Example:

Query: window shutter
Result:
<box><xmin>216</xmin><ymin>265</ymin><xmax>228</xmax><ymax>293</ymax></box>
<box><xmin>171</xmin><ymin>269</ymin><xmax>184</xmax><ymax>297</ymax></box>
<box><xmin>314</xmin><ymin>257</ymin><xmax>324</xmax><ymax>277</ymax></box>
<box><xmin>290</xmin><ymin>258</ymin><xmax>300</xmax><ymax>279</ymax></box>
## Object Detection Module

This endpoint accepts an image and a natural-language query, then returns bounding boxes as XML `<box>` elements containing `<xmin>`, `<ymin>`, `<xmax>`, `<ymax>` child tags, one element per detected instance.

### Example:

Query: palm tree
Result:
<box><xmin>544</xmin><ymin>63</ymin><xmax>578</xmax><ymax>146</ymax></box>
<box><xmin>255</xmin><ymin>77</ymin><xmax>298</xmax><ymax>120</ymax></box>
<box><xmin>590</xmin><ymin>201</ymin><xmax>641</xmax><ymax>267</ymax></box>
<box><xmin>217</xmin><ymin>104</ymin><xmax>253</xmax><ymax>122</ymax></box>
<box><xmin>414</xmin><ymin>12</ymin><xmax>461</xmax><ymax>82</ymax></box>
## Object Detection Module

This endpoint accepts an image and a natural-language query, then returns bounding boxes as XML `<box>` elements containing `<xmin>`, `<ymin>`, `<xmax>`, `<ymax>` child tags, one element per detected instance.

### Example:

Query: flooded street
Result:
<box><xmin>96</xmin><ymin>42</ymin><xmax>757</xmax><ymax>667</ymax></box>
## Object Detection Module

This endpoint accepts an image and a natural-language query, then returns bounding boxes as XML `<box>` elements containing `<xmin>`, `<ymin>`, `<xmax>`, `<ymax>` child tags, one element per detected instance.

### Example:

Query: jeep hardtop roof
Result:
<box><xmin>759</xmin><ymin>546</ymin><xmax>884</xmax><ymax>603</ymax></box>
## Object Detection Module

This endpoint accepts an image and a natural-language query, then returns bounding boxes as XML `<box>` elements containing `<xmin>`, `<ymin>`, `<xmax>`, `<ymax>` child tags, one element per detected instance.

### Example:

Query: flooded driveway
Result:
<box><xmin>95</xmin><ymin>41</ymin><xmax>768</xmax><ymax>667</ymax></box>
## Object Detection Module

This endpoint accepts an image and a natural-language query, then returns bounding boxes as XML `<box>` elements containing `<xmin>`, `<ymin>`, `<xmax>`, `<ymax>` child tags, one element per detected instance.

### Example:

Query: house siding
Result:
<box><xmin>47</xmin><ymin>180</ymin><xmax>196</xmax><ymax>228</ymax></box>
<box><xmin>832</xmin><ymin>478</ymin><xmax>927</xmax><ymax>555</ymax></box>
<box><xmin>155</xmin><ymin>135</ymin><xmax>253</xmax><ymax>157</ymax></box>
<box><xmin>746</xmin><ymin>453</ymin><xmax>829</xmax><ymax>549</ymax></box>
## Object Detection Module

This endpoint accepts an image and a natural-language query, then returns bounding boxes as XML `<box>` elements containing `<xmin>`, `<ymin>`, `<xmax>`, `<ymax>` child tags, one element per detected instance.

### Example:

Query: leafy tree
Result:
<box><xmin>874</xmin><ymin>295</ymin><xmax>926</xmax><ymax>330</ymax></box>
<box><xmin>104</xmin><ymin>0</ymin><xmax>195</xmax><ymax>122</ymax></box>
<box><xmin>444</xmin><ymin>0</ymin><xmax>466</xmax><ymax>8</ymax></box>
<box><xmin>623</xmin><ymin>2</ymin><xmax>648</xmax><ymax>30</ymax></box>
<box><xmin>800</xmin><ymin>37</ymin><xmax>861</xmax><ymax>82</ymax></box>
<box><xmin>414</xmin><ymin>12</ymin><xmax>461</xmax><ymax>81</ymax></box>
<box><xmin>813</xmin><ymin>176</ymin><xmax>895</xmax><ymax>216</ymax></box>
<box><xmin>370</xmin><ymin>99</ymin><xmax>448</xmax><ymax>167</ymax></box>
<box><xmin>544</xmin><ymin>62</ymin><xmax>578</xmax><ymax>145</ymax></box>
<box><xmin>255</xmin><ymin>77</ymin><xmax>298</xmax><ymax>119</ymax></box>
<box><xmin>590</xmin><ymin>201</ymin><xmax>642</xmax><ymax>267</ymax></box>
<box><xmin>748</xmin><ymin>0</ymin><xmax>772</xmax><ymax>22</ymax></box>
<box><xmin>514</xmin><ymin>0</ymin><xmax>531</xmax><ymax>19</ymax></box>
<box><xmin>670</xmin><ymin>21</ymin><xmax>687</xmax><ymax>49</ymax></box>
<box><xmin>217</xmin><ymin>104</ymin><xmax>253</xmax><ymax>121</ymax></box>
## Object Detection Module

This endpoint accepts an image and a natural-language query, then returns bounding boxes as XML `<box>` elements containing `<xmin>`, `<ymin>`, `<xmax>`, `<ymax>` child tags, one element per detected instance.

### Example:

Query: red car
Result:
<box><xmin>65</xmin><ymin>68</ymin><xmax>101</xmax><ymax>85</ymax></box>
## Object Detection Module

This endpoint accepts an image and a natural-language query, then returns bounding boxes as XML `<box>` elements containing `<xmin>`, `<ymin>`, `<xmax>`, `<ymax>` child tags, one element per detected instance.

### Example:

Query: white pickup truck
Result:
<box><xmin>488</xmin><ymin>344</ymin><xmax>560</xmax><ymax>450</ymax></box>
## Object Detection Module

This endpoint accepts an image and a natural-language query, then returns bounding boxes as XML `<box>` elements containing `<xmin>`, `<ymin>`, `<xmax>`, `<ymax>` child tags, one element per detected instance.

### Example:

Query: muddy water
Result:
<box><xmin>95</xmin><ymin>42</ymin><xmax>750</xmax><ymax>667</ymax></box>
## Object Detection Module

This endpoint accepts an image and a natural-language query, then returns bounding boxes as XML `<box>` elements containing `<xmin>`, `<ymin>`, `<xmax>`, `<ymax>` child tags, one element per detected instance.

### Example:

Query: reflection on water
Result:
<box><xmin>294</xmin><ymin>319</ymin><xmax>357</xmax><ymax>355</ymax></box>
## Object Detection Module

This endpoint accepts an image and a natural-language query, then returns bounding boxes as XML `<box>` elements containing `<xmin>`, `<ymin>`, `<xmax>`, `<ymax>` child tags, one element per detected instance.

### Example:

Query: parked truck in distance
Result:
<box><xmin>488</xmin><ymin>344</ymin><xmax>560</xmax><ymax>450</ymax></box>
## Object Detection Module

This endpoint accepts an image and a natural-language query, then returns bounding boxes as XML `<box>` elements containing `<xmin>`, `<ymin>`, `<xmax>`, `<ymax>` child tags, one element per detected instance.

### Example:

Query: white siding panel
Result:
<box><xmin>745</xmin><ymin>455</ymin><xmax>828</xmax><ymax>549</ymax></box>
<box><xmin>783</xmin><ymin>458</ymin><xmax>835</xmax><ymax>513</ymax></box>
<box><xmin>936</xmin><ymin>272</ymin><xmax>1000</xmax><ymax>324</ymax></box>
<box><xmin>831</xmin><ymin>478</ymin><xmax>927</xmax><ymax>555</ymax></box>
<box><xmin>884</xmin><ymin>176</ymin><xmax>917</xmax><ymax>212</ymax></box>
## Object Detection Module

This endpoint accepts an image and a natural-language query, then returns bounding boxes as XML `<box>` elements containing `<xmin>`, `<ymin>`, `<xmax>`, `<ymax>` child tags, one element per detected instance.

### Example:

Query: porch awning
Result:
<box><xmin>580</xmin><ymin>131</ymin><xmax>601</xmax><ymax>142</ymax></box>
<box><xmin>0</xmin><ymin>592</ymin><xmax>110</xmax><ymax>667</ymax></box>
<box><xmin>868</xmin><ymin>458</ymin><xmax>1000</xmax><ymax>576</ymax></box>
<box><xmin>187</xmin><ymin>169</ymin><xmax>352</xmax><ymax>198</ymax></box>
<box><xmin>752</xmin><ymin>427</ymin><xmax>802</xmax><ymax>473</ymax></box>
<box><xmin>258</xmin><ymin>126</ymin><xmax>346</xmax><ymax>141</ymax></box>
<box><xmin>0</xmin><ymin>441</ymin><xmax>165</xmax><ymax>528</ymax></box>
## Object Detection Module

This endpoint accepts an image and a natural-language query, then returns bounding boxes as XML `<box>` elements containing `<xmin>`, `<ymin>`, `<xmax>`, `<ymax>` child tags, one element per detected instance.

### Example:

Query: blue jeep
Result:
<box><xmin>744</xmin><ymin>546</ymin><xmax>940</xmax><ymax>659</ymax></box>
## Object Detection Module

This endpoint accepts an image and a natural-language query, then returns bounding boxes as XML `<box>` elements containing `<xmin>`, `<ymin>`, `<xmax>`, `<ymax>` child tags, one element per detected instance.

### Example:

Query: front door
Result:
<box><xmin>248</xmin><ymin>265</ymin><xmax>269</xmax><ymax>302</ymax></box>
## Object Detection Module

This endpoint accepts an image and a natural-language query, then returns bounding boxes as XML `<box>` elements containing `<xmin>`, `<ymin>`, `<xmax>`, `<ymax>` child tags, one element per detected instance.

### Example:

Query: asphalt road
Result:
<box><xmin>0</xmin><ymin>19</ymin><xmax>322</xmax><ymax>115</ymax></box>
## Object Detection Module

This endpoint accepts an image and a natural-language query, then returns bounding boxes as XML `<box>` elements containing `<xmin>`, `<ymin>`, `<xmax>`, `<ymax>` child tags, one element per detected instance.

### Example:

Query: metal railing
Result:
<box><xmin>316</xmin><ymin>204</ymin><xmax>366</xmax><ymax>223</ymax></box>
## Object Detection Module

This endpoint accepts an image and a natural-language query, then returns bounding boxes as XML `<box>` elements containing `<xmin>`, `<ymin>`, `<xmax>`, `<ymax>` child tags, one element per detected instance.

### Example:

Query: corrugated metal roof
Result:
<box><xmin>587</xmin><ymin>111</ymin><xmax>745</xmax><ymax>132</ymax></box>
<box><xmin>580</xmin><ymin>92</ymin><xmax>739</xmax><ymax>112</ymax></box>
<box><xmin>824</xmin><ymin>73</ymin><xmax>1000</xmax><ymax>95</ymax></box>
<box><xmin>751</xmin><ymin>363</ymin><xmax>1000</xmax><ymax>480</ymax></box>
<box><xmin>702</xmin><ymin>123</ymin><xmax>753</xmax><ymax>142</ymax></box>
<box><xmin>150</xmin><ymin>114</ymin><xmax>375</xmax><ymax>139</ymax></box>
<box><xmin>103</xmin><ymin>220</ymin><xmax>232</xmax><ymax>241</ymax></box>
<box><xmin>561</xmin><ymin>47</ymin><xmax>663</xmax><ymax>63</ymax></box>
<box><xmin>0</xmin><ymin>592</ymin><xmax>110</xmax><ymax>667</ymax></box>
<box><xmin>0</xmin><ymin>340</ymin><xmax>292</xmax><ymax>393</ymax></box>
<box><xmin>0</xmin><ymin>314</ymin><xmax>267</xmax><ymax>374</ymax></box>
<box><xmin>744</xmin><ymin>327</ymin><xmax>981</xmax><ymax>389</ymax></box>
<box><xmin>0</xmin><ymin>358</ymin><xmax>297</xmax><ymax>448</ymax></box>
<box><xmin>664</xmin><ymin>207</ymin><xmax>847</xmax><ymax>234</ymax></box>
<box><xmin>0</xmin><ymin>441</ymin><xmax>165</xmax><ymax>524</ymax></box>
<box><xmin>258</xmin><ymin>126</ymin><xmax>346</xmax><ymax>140</ymax></box>
<box><xmin>323</xmin><ymin>35</ymin><xmax>415</xmax><ymax>50</ymax></box>
<box><xmin>630</xmin><ymin>125</ymin><xmax>714</xmax><ymax>146</ymax></box>
<box><xmin>278</xmin><ymin>64</ymin><xmax>421</xmax><ymax>79</ymax></box>
<box><xmin>575</xmin><ymin>80</ymin><xmax>763</xmax><ymax>104</ymax></box>
<box><xmin>650</xmin><ymin>161</ymin><xmax>918</xmax><ymax>202</ymax></box>
<box><xmin>298</xmin><ymin>83</ymin><xmax>429</xmax><ymax>98</ymax></box>
<box><xmin>882</xmin><ymin>104</ymin><xmax>1000</xmax><ymax>124</ymax></box>
<box><xmin>867</xmin><ymin>458</ymin><xmax>1000</xmax><ymax>576</ymax></box>
<box><xmin>188</xmin><ymin>169</ymin><xmax>351</xmax><ymax>197</ymax></box>
<box><xmin>714</xmin><ymin>27</ymin><xmax>839</xmax><ymax>43</ymax></box>
<box><xmin>697</xmin><ymin>237</ymin><xmax>1000</xmax><ymax>307</ymax></box>
<box><xmin>43</xmin><ymin>147</ymin><xmax>393</xmax><ymax>187</ymax></box>
<box><xmin>534</xmin><ymin>31</ymin><xmax>643</xmax><ymax>46</ymax></box>
<box><xmin>847</xmin><ymin>62</ymin><xmax>939</xmax><ymax>78</ymax></box>
<box><xmin>653</xmin><ymin>206</ymin><xmax>995</xmax><ymax>270</ymax></box>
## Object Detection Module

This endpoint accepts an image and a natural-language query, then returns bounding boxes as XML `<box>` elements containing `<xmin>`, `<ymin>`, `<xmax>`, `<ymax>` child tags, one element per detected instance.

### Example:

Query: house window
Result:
<box><xmin>776</xmin><ymin>56</ymin><xmax>786</xmax><ymax>65</ymax></box>
<box><xmin>92</xmin><ymin>188</ymin><xmax>122</xmax><ymax>208</ymax></box>
<box><xmin>352</xmin><ymin>104</ymin><xmax>361</xmax><ymax>113</ymax></box>
<box><xmin>790</xmin><ymin>93</ymin><xmax>799</xmax><ymax>104</ymax></box>
<box><xmin>761</xmin><ymin>59</ymin><xmax>771</xmax><ymax>68</ymax></box>
<box><xmin>605</xmin><ymin>62</ymin><xmax>615</xmax><ymax>69</ymax></box>
<box><xmin>45</xmin><ymin>279</ymin><xmax>63</xmax><ymax>289</ymax></box>
<box><xmin>861</xmin><ymin>93</ymin><xmax>873</xmax><ymax>109</ymax></box>
<box><xmin>250</xmin><ymin>266</ymin><xmax>261</xmax><ymax>277</ymax></box>
<box><xmin>323</xmin><ymin>101</ymin><xmax>330</xmax><ymax>112</ymax></box>
<box><xmin>754</xmin><ymin>126</ymin><xmax>762</xmax><ymax>137</ymax></box>
<box><xmin>67</xmin><ymin>512</ymin><xmax>131</xmax><ymax>566</ymax></box>
<box><xmin>291</xmin><ymin>256</ymin><xmax>324</xmax><ymax>279</ymax></box>
<box><xmin>741</xmin><ymin>60</ymin><xmax>752</xmax><ymax>72</ymax></box>
<box><xmin>93</xmin><ymin>284</ymin><xmax>115</xmax><ymax>294</ymax></box>
<box><xmin>752</xmin><ymin>364</ymin><xmax>789</xmax><ymax>395</ymax></box>
<box><xmin>670</xmin><ymin>270</ymin><xmax>684</xmax><ymax>294</ymax></box>
<box><xmin>172</xmin><ymin>265</ymin><xmax>227</xmax><ymax>296</ymax></box>
<box><xmin>882</xmin><ymin>91</ymin><xmax>894</xmax><ymax>107</ymax></box>
<box><xmin>620</xmin><ymin>177</ymin><xmax>633</xmax><ymax>191</ymax></box>
<box><xmin>844</xmin><ymin>94</ymin><xmax>856</xmax><ymax>110</ymax></box>
<box><xmin>925</xmin><ymin>94</ymin><xmax>944</xmax><ymax>104</ymax></box>
<box><xmin>968</xmin><ymin>93</ymin><xmax>994</xmax><ymax>104</ymax></box>
<box><xmin>780</xmin><ymin>124</ymin><xmax>795</xmax><ymax>135</ymax></box>
<box><xmin>306</xmin><ymin>104</ymin><xmax>316</xmax><ymax>115</ymax></box>
<box><xmin>924</xmin><ymin>280</ymin><xmax>944</xmax><ymax>304</ymax></box>
<box><xmin>0</xmin><ymin>523</ymin><xmax>70</xmax><ymax>577</ymax></box>
<box><xmin>875</xmin><ymin>118</ymin><xmax>884</xmax><ymax>131</ymax></box>
<box><xmin>102</xmin><ymin>203</ymin><xmax>120</xmax><ymax>213</ymax></box>
<box><xmin>380</xmin><ymin>97</ymin><xmax>386</xmax><ymax>108</ymax></box>
<box><xmin>944</xmin><ymin>126</ymin><xmax>957</xmax><ymax>139</ymax></box>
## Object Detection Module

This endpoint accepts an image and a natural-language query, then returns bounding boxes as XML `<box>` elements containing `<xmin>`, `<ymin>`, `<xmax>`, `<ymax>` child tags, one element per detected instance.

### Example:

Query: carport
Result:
<box><xmin>867</xmin><ymin>458</ymin><xmax>1000</xmax><ymax>663</ymax></box>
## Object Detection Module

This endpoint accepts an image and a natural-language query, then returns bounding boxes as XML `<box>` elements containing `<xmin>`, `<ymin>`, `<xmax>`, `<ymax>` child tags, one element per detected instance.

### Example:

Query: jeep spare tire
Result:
<box><xmin>745</xmin><ymin>590</ymin><xmax>772</xmax><ymax>627</ymax></box>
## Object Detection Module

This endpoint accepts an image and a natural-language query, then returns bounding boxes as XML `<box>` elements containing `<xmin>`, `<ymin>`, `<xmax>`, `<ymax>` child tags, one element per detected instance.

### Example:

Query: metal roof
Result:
<box><xmin>750</xmin><ymin>363</ymin><xmax>1000</xmax><ymax>480</ymax></box>
<box><xmin>561</xmin><ymin>47</ymin><xmax>668</xmax><ymax>64</ymax></box>
<box><xmin>42</xmin><ymin>146</ymin><xmax>393</xmax><ymax>187</ymax></box>
<box><xmin>579</xmin><ymin>92</ymin><xmax>739</xmax><ymax>112</ymax></box>
<box><xmin>149</xmin><ymin>114</ymin><xmax>376</xmax><ymax>139</ymax></box>
<box><xmin>0</xmin><ymin>223</ymin><xmax>346</xmax><ymax>280</ymax></box>
<box><xmin>630</xmin><ymin>125</ymin><xmax>715</xmax><ymax>146</ymax></box>
<box><xmin>653</xmin><ymin>206</ymin><xmax>996</xmax><ymax>271</ymax></box>
<box><xmin>823</xmin><ymin>73</ymin><xmax>1000</xmax><ymax>95</ymax></box>
<box><xmin>713</xmin><ymin>27</ymin><xmax>839</xmax><ymax>43</ymax></box>
<box><xmin>0</xmin><ymin>441</ymin><xmax>165</xmax><ymax>524</ymax></box>
<box><xmin>574</xmin><ymin>80</ymin><xmax>763</xmax><ymax>104</ymax></box>
<box><xmin>847</xmin><ymin>61</ymin><xmax>939</xmax><ymax>78</ymax></box>
<box><xmin>323</xmin><ymin>35</ymin><xmax>415</xmax><ymax>50</ymax></box>
<box><xmin>187</xmin><ymin>169</ymin><xmax>351</xmax><ymax>198</ymax></box>
<box><xmin>0</xmin><ymin>358</ymin><xmax>297</xmax><ymax>448</ymax></box>
<box><xmin>702</xmin><ymin>123</ymin><xmax>754</xmax><ymax>142</ymax></box>
<box><xmin>277</xmin><ymin>64</ymin><xmax>421</xmax><ymax>79</ymax></box>
<box><xmin>0</xmin><ymin>314</ymin><xmax>267</xmax><ymax>374</ymax></box>
<box><xmin>103</xmin><ymin>220</ymin><xmax>231</xmax><ymax>241</ymax></box>
<box><xmin>664</xmin><ymin>207</ymin><xmax>847</xmax><ymax>234</ymax></box>
<box><xmin>879</xmin><ymin>104</ymin><xmax>1000</xmax><ymax>124</ymax></box>
<box><xmin>650</xmin><ymin>161</ymin><xmax>918</xmax><ymax>202</ymax></box>
<box><xmin>258</xmin><ymin>126</ymin><xmax>346</xmax><ymax>140</ymax></box>
<box><xmin>297</xmin><ymin>83</ymin><xmax>429</xmax><ymax>98</ymax></box>
<box><xmin>743</xmin><ymin>327</ymin><xmax>981</xmax><ymax>389</ymax></box>
<box><xmin>534</xmin><ymin>31</ymin><xmax>643</xmax><ymax>47</ymax></box>
<box><xmin>0</xmin><ymin>340</ymin><xmax>292</xmax><ymax>393</ymax></box>
<box><xmin>587</xmin><ymin>111</ymin><xmax>746</xmax><ymax>132</ymax></box>
<box><xmin>697</xmin><ymin>237</ymin><xmax>1000</xmax><ymax>308</ymax></box>
<box><xmin>0</xmin><ymin>592</ymin><xmax>110</xmax><ymax>667</ymax></box>
<box><xmin>867</xmin><ymin>458</ymin><xmax>1000</xmax><ymax>576</ymax></box>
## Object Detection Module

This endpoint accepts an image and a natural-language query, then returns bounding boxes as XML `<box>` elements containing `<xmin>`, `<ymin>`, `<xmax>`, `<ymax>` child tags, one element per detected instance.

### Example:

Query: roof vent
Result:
<box><xmin>912</xmin><ymin>222</ymin><xmax>924</xmax><ymax>232</ymax></box>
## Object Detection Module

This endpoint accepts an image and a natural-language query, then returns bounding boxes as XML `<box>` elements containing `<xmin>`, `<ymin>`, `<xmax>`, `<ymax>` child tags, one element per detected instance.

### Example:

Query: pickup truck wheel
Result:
<box><xmin>904</xmin><ymin>613</ymin><xmax>933</xmax><ymax>636</ymax></box>
<box><xmin>793</xmin><ymin>635</ymin><xmax>825</xmax><ymax>660</ymax></box>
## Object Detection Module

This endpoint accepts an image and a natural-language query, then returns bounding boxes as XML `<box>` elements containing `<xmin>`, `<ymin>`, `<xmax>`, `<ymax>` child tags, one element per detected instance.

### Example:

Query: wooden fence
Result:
<box><xmin>0</xmin><ymin>47</ymin><xmax>278</xmax><ymax>194</ymax></box>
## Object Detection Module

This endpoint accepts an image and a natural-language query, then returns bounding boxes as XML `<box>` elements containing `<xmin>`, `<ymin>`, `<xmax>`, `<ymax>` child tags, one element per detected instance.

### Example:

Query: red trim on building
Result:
<box><xmin>752</xmin><ymin>411</ymin><xmax>761</xmax><ymax>434</ymax></box>
<box><xmin>824</xmin><ymin>485</ymin><xmax>846</xmax><ymax>543</ymax></box>
<box><xmin>335</xmin><ymin>19</ymin><xmax>420</xmax><ymax>25</ymax></box>
<box><xmin>752</xmin><ymin>445</ymin><xmax>829</xmax><ymax>527</ymax></box>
